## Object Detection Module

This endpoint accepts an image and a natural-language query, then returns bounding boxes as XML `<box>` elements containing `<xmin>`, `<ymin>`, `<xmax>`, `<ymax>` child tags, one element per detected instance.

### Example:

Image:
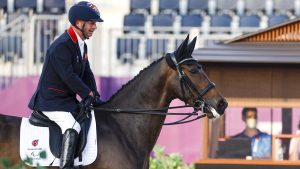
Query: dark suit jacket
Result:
<box><xmin>28</xmin><ymin>27</ymin><xmax>98</xmax><ymax>112</ymax></box>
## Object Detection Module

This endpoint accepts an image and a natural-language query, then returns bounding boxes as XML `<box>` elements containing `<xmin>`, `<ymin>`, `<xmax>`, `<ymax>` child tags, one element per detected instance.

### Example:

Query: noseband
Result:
<box><xmin>166</xmin><ymin>52</ymin><xmax>215</xmax><ymax>111</ymax></box>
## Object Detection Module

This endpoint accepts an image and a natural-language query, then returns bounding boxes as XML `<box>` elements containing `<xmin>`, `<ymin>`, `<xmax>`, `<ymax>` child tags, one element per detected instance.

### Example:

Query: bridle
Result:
<box><xmin>167</xmin><ymin>52</ymin><xmax>215</xmax><ymax>112</ymax></box>
<box><xmin>92</xmin><ymin>55</ymin><xmax>218</xmax><ymax>125</ymax></box>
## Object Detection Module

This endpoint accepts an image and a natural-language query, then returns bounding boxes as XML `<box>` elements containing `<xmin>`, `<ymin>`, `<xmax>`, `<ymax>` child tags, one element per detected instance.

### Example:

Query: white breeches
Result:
<box><xmin>42</xmin><ymin>111</ymin><xmax>81</xmax><ymax>133</ymax></box>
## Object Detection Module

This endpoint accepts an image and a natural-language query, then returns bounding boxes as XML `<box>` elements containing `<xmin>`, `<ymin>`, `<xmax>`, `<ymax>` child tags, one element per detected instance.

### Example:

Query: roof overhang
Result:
<box><xmin>193</xmin><ymin>40</ymin><xmax>300</xmax><ymax>64</ymax></box>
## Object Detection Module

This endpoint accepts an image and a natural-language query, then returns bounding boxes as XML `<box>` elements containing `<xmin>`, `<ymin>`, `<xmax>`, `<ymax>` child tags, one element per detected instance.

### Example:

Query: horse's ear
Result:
<box><xmin>186</xmin><ymin>36</ymin><xmax>197</xmax><ymax>56</ymax></box>
<box><xmin>175</xmin><ymin>34</ymin><xmax>189</xmax><ymax>61</ymax></box>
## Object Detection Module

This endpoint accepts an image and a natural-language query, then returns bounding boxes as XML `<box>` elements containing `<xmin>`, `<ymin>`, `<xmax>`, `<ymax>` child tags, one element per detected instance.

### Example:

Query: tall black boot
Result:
<box><xmin>60</xmin><ymin>129</ymin><xmax>78</xmax><ymax>169</ymax></box>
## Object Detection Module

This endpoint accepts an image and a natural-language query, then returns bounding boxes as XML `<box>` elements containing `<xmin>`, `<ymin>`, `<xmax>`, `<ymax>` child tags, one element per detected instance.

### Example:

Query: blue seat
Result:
<box><xmin>181</xmin><ymin>14</ymin><xmax>203</xmax><ymax>27</ymax></box>
<box><xmin>15</xmin><ymin>36</ymin><xmax>22</xmax><ymax>58</ymax></box>
<box><xmin>117</xmin><ymin>38</ymin><xmax>140</xmax><ymax>64</ymax></box>
<box><xmin>44</xmin><ymin>0</ymin><xmax>65</xmax><ymax>13</ymax></box>
<box><xmin>245</xmin><ymin>0</ymin><xmax>266</xmax><ymax>11</ymax></box>
<box><xmin>124</xmin><ymin>14</ymin><xmax>145</xmax><ymax>27</ymax></box>
<box><xmin>216</xmin><ymin>0</ymin><xmax>237</xmax><ymax>11</ymax></box>
<box><xmin>187</xmin><ymin>0</ymin><xmax>208</xmax><ymax>14</ymax></box>
<box><xmin>159</xmin><ymin>0</ymin><xmax>179</xmax><ymax>14</ymax></box>
<box><xmin>130</xmin><ymin>0</ymin><xmax>151</xmax><ymax>14</ymax></box>
<box><xmin>124</xmin><ymin>14</ymin><xmax>145</xmax><ymax>33</ymax></box>
<box><xmin>0</xmin><ymin>38</ymin><xmax>3</xmax><ymax>58</ymax></box>
<box><xmin>146</xmin><ymin>39</ymin><xmax>168</xmax><ymax>59</ymax></box>
<box><xmin>274</xmin><ymin>0</ymin><xmax>294</xmax><ymax>11</ymax></box>
<box><xmin>153</xmin><ymin>14</ymin><xmax>174</xmax><ymax>27</ymax></box>
<box><xmin>15</xmin><ymin>0</ymin><xmax>37</xmax><ymax>11</ymax></box>
<box><xmin>210</xmin><ymin>15</ymin><xmax>232</xmax><ymax>27</ymax></box>
<box><xmin>268</xmin><ymin>15</ymin><xmax>289</xmax><ymax>26</ymax></box>
<box><xmin>0</xmin><ymin>0</ymin><xmax>7</xmax><ymax>12</ymax></box>
<box><xmin>239</xmin><ymin>15</ymin><xmax>260</xmax><ymax>27</ymax></box>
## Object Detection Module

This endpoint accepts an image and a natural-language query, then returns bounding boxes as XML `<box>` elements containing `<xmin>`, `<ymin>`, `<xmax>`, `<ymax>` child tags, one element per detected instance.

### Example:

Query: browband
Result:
<box><xmin>165</xmin><ymin>52</ymin><xmax>197</xmax><ymax>70</ymax></box>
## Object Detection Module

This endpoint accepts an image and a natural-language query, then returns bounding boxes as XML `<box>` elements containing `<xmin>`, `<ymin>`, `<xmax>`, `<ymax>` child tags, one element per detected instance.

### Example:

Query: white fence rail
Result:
<box><xmin>0</xmin><ymin>14</ymin><xmax>65</xmax><ymax>89</ymax></box>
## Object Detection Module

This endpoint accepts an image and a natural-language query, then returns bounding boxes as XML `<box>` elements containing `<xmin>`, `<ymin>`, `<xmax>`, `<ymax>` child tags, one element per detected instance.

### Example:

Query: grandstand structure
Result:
<box><xmin>0</xmin><ymin>0</ymin><xmax>68</xmax><ymax>89</ymax></box>
<box><xmin>0</xmin><ymin>0</ymin><xmax>299</xmax><ymax>90</ymax></box>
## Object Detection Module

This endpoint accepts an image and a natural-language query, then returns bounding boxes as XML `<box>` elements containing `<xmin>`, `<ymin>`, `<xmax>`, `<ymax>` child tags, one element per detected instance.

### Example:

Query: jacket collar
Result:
<box><xmin>67</xmin><ymin>26</ymin><xmax>78</xmax><ymax>44</ymax></box>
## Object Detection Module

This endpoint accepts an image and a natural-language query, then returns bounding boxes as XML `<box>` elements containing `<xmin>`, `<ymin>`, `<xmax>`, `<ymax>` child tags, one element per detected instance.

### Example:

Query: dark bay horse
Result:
<box><xmin>0</xmin><ymin>35</ymin><xmax>228</xmax><ymax>169</ymax></box>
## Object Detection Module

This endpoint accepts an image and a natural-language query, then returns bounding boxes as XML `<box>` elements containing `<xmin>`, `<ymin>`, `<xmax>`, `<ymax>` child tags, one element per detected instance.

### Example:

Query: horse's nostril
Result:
<box><xmin>217</xmin><ymin>99</ymin><xmax>228</xmax><ymax>112</ymax></box>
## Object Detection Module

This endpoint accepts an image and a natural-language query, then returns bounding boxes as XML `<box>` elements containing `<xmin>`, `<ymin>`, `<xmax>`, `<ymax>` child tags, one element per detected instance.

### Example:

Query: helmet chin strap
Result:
<box><xmin>75</xmin><ymin>21</ymin><xmax>89</xmax><ymax>40</ymax></box>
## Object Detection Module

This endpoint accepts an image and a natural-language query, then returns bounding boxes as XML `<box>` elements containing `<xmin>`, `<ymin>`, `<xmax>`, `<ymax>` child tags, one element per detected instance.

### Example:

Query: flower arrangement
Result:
<box><xmin>150</xmin><ymin>145</ymin><xmax>195</xmax><ymax>169</ymax></box>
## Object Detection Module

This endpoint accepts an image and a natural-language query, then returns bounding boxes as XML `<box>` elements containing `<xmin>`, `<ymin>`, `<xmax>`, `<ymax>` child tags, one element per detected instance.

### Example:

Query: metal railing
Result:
<box><xmin>0</xmin><ymin>14</ymin><xmax>65</xmax><ymax>90</ymax></box>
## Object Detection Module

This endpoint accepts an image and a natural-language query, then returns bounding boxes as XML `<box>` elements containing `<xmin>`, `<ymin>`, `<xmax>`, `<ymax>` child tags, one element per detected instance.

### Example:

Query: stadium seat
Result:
<box><xmin>130</xmin><ymin>0</ymin><xmax>151</xmax><ymax>14</ymax></box>
<box><xmin>210</xmin><ymin>15</ymin><xmax>232</xmax><ymax>27</ymax></box>
<box><xmin>5</xmin><ymin>36</ymin><xmax>14</xmax><ymax>62</ymax></box>
<box><xmin>15</xmin><ymin>36</ymin><xmax>22</xmax><ymax>58</ymax></box>
<box><xmin>159</xmin><ymin>0</ymin><xmax>179</xmax><ymax>14</ymax></box>
<box><xmin>239</xmin><ymin>15</ymin><xmax>260</xmax><ymax>27</ymax></box>
<box><xmin>152</xmin><ymin>14</ymin><xmax>174</xmax><ymax>33</ymax></box>
<box><xmin>0</xmin><ymin>0</ymin><xmax>7</xmax><ymax>12</ymax></box>
<box><xmin>153</xmin><ymin>14</ymin><xmax>174</xmax><ymax>27</ymax></box>
<box><xmin>15</xmin><ymin>0</ymin><xmax>37</xmax><ymax>12</ymax></box>
<box><xmin>43</xmin><ymin>0</ymin><xmax>65</xmax><ymax>14</ymax></box>
<box><xmin>124</xmin><ymin>14</ymin><xmax>145</xmax><ymax>27</ymax></box>
<box><xmin>181</xmin><ymin>14</ymin><xmax>203</xmax><ymax>27</ymax></box>
<box><xmin>210</xmin><ymin>15</ymin><xmax>232</xmax><ymax>33</ymax></box>
<box><xmin>123</xmin><ymin>14</ymin><xmax>145</xmax><ymax>33</ymax></box>
<box><xmin>187</xmin><ymin>0</ymin><xmax>209</xmax><ymax>14</ymax></box>
<box><xmin>216</xmin><ymin>0</ymin><xmax>237</xmax><ymax>12</ymax></box>
<box><xmin>146</xmin><ymin>39</ymin><xmax>168</xmax><ymax>59</ymax></box>
<box><xmin>274</xmin><ymin>0</ymin><xmax>294</xmax><ymax>11</ymax></box>
<box><xmin>0</xmin><ymin>38</ymin><xmax>3</xmax><ymax>58</ymax></box>
<box><xmin>117</xmin><ymin>38</ymin><xmax>140</xmax><ymax>64</ymax></box>
<box><xmin>245</xmin><ymin>0</ymin><xmax>266</xmax><ymax>12</ymax></box>
<box><xmin>268</xmin><ymin>15</ymin><xmax>290</xmax><ymax>26</ymax></box>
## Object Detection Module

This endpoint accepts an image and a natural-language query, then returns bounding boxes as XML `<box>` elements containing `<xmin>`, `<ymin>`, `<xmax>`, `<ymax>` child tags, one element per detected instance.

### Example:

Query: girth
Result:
<box><xmin>29</xmin><ymin>110</ymin><xmax>92</xmax><ymax>159</ymax></box>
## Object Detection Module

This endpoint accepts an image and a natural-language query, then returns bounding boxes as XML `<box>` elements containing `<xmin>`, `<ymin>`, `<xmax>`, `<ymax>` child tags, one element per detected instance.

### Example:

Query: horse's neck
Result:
<box><xmin>107</xmin><ymin>59</ymin><xmax>172</xmax><ymax>108</ymax></box>
<box><xmin>101</xmin><ymin>59</ymin><xmax>173</xmax><ymax>155</ymax></box>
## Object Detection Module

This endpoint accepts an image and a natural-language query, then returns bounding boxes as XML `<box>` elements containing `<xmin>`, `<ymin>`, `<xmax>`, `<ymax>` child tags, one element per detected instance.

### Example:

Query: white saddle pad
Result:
<box><xmin>20</xmin><ymin>111</ymin><xmax>98</xmax><ymax>167</ymax></box>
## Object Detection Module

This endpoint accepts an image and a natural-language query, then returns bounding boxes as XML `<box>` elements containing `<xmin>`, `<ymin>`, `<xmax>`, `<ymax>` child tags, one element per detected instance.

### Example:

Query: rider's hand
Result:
<box><xmin>79</xmin><ymin>95</ymin><xmax>94</xmax><ymax>111</ymax></box>
<box><xmin>93</xmin><ymin>95</ymin><xmax>103</xmax><ymax>106</ymax></box>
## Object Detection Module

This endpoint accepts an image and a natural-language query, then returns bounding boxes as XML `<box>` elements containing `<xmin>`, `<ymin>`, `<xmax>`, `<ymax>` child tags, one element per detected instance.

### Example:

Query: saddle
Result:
<box><xmin>29</xmin><ymin>110</ymin><xmax>92</xmax><ymax>159</ymax></box>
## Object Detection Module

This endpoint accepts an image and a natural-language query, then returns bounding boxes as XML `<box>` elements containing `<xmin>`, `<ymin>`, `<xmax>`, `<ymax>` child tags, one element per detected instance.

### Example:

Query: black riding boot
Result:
<box><xmin>60</xmin><ymin>129</ymin><xmax>78</xmax><ymax>169</ymax></box>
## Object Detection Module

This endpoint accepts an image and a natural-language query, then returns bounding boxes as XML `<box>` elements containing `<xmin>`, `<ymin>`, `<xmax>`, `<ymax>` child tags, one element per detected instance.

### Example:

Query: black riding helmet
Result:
<box><xmin>68</xmin><ymin>1</ymin><xmax>103</xmax><ymax>38</ymax></box>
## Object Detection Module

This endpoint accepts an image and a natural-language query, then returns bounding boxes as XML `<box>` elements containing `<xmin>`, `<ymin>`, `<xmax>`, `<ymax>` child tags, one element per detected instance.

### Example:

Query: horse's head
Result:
<box><xmin>165</xmin><ymin>35</ymin><xmax>227</xmax><ymax>118</ymax></box>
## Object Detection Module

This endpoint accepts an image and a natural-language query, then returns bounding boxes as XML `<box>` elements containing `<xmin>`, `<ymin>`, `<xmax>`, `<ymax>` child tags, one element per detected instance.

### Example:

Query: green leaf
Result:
<box><xmin>0</xmin><ymin>158</ymin><xmax>10</xmax><ymax>169</ymax></box>
<box><xmin>39</xmin><ymin>151</ymin><xmax>47</xmax><ymax>159</ymax></box>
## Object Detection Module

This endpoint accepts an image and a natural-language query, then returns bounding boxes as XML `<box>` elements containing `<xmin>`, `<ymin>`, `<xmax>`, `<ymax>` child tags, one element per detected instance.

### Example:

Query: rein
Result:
<box><xmin>92</xmin><ymin>105</ymin><xmax>206</xmax><ymax>125</ymax></box>
<box><xmin>92</xmin><ymin>55</ymin><xmax>216</xmax><ymax>125</ymax></box>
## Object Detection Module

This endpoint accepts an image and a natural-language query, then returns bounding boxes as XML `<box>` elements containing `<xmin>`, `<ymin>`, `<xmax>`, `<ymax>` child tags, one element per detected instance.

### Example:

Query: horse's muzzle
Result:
<box><xmin>217</xmin><ymin>98</ymin><xmax>228</xmax><ymax>116</ymax></box>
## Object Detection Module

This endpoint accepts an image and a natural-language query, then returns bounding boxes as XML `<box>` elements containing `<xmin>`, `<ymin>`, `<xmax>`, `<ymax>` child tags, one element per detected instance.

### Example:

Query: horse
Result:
<box><xmin>0</xmin><ymin>35</ymin><xmax>228</xmax><ymax>169</ymax></box>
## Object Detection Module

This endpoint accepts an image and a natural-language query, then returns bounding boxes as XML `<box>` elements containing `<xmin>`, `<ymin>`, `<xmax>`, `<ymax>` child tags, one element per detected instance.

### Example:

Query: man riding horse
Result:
<box><xmin>28</xmin><ymin>1</ymin><xmax>103</xmax><ymax>168</ymax></box>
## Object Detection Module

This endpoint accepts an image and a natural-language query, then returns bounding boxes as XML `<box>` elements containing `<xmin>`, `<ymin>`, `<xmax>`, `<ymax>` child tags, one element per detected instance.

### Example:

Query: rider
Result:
<box><xmin>28</xmin><ymin>1</ymin><xmax>103</xmax><ymax>168</ymax></box>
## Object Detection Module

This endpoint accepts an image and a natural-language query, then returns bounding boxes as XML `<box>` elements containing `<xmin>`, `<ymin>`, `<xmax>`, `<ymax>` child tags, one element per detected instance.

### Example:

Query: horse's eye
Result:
<box><xmin>190</xmin><ymin>68</ymin><xmax>199</xmax><ymax>74</ymax></box>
